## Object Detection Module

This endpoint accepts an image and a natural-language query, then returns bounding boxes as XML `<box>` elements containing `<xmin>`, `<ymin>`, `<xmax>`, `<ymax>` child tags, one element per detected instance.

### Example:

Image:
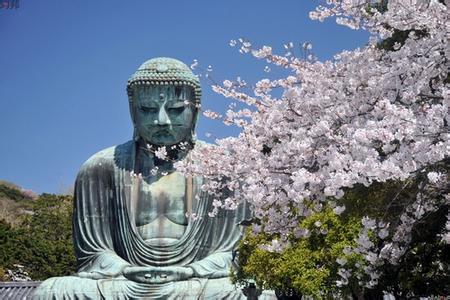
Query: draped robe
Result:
<box><xmin>32</xmin><ymin>141</ymin><xmax>267</xmax><ymax>299</ymax></box>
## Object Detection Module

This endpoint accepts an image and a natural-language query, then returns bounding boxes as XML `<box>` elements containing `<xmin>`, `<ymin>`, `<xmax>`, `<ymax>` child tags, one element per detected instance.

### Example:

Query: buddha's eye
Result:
<box><xmin>167</xmin><ymin>107</ymin><xmax>185</xmax><ymax>114</ymax></box>
<box><xmin>167</xmin><ymin>102</ymin><xmax>186</xmax><ymax>114</ymax></box>
<box><xmin>140</xmin><ymin>106</ymin><xmax>158</xmax><ymax>113</ymax></box>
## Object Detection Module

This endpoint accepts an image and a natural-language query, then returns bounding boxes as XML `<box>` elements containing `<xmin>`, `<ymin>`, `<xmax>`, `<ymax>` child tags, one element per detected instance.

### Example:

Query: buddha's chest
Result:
<box><xmin>133</xmin><ymin>172</ymin><xmax>189</xmax><ymax>241</ymax></box>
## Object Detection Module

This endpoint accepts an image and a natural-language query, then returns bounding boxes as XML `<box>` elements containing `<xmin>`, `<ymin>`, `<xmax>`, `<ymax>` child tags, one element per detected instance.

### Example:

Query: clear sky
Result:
<box><xmin>0</xmin><ymin>0</ymin><xmax>369</xmax><ymax>194</ymax></box>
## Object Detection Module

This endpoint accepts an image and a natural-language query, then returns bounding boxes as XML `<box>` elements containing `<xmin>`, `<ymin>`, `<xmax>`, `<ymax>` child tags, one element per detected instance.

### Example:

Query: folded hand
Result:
<box><xmin>123</xmin><ymin>266</ymin><xmax>194</xmax><ymax>284</ymax></box>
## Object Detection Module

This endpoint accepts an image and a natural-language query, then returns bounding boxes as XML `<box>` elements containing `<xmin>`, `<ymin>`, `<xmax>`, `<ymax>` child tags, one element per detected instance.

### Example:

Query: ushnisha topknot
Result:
<box><xmin>127</xmin><ymin>57</ymin><xmax>201</xmax><ymax>104</ymax></box>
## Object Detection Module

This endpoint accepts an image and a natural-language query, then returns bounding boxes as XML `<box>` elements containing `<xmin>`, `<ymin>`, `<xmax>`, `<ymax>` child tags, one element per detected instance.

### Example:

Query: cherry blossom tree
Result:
<box><xmin>177</xmin><ymin>0</ymin><xmax>449</xmax><ymax>295</ymax></box>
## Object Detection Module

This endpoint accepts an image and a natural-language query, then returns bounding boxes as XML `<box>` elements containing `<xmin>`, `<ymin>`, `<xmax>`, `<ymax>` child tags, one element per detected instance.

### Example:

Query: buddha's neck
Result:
<box><xmin>134</xmin><ymin>139</ymin><xmax>191</xmax><ymax>177</ymax></box>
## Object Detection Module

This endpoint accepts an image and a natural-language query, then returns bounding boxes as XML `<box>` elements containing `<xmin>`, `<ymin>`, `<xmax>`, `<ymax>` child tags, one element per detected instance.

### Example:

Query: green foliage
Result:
<box><xmin>0</xmin><ymin>193</ymin><xmax>76</xmax><ymax>280</ymax></box>
<box><xmin>0</xmin><ymin>182</ymin><xmax>33</xmax><ymax>202</ymax></box>
<box><xmin>339</xmin><ymin>179</ymin><xmax>417</xmax><ymax>227</ymax></box>
<box><xmin>232</xmin><ymin>208</ymin><xmax>363</xmax><ymax>298</ymax></box>
<box><xmin>0</xmin><ymin>266</ymin><xmax>6</xmax><ymax>281</ymax></box>
<box><xmin>233</xmin><ymin>160</ymin><xmax>449</xmax><ymax>297</ymax></box>
<box><xmin>0</xmin><ymin>220</ymin><xmax>27</xmax><ymax>269</ymax></box>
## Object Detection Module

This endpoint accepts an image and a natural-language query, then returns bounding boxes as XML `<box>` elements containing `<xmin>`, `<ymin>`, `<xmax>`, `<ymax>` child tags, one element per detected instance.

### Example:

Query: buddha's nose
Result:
<box><xmin>157</xmin><ymin>107</ymin><xmax>171</xmax><ymax>125</ymax></box>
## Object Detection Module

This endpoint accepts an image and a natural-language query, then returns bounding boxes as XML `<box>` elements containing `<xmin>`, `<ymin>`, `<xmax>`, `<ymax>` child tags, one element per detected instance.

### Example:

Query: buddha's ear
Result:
<box><xmin>188</xmin><ymin>105</ymin><xmax>200</xmax><ymax>145</ymax></box>
<box><xmin>127</xmin><ymin>89</ymin><xmax>141</xmax><ymax>142</ymax></box>
<box><xmin>186</xmin><ymin>85</ymin><xmax>200</xmax><ymax>131</ymax></box>
<box><xmin>191</xmin><ymin>106</ymin><xmax>199</xmax><ymax>130</ymax></box>
<box><xmin>129</xmin><ymin>101</ymin><xmax>136</xmax><ymax>124</ymax></box>
<box><xmin>127</xmin><ymin>87</ymin><xmax>137</xmax><ymax>123</ymax></box>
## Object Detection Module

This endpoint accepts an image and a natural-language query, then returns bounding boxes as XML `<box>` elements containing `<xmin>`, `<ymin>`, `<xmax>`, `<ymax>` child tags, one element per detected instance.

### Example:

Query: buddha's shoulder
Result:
<box><xmin>79</xmin><ymin>140</ymin><xmax>134</xmax><ymax>173</ymax></box>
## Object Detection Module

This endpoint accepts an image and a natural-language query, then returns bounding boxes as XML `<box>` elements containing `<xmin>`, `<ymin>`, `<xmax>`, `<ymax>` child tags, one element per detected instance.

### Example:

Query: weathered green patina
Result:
<box><xmin>32</xmin><ymin>58</ymin><xmax>275</xmax><ymax>299</ymax></box>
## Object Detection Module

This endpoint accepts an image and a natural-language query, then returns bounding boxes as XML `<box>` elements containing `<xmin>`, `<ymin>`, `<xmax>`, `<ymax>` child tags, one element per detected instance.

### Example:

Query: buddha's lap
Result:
<box><xmin>32</xmin><ymin>275</ymin><xmax>246</xmax><ymax>299</ymax></box>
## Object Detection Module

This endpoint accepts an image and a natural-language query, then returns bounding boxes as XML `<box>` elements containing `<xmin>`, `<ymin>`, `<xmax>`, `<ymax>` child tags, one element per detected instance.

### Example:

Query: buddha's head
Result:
<box><xmin>127</xmin><ymin>58</ymin><xmax>201</xmax><ymax>147</ymax></box>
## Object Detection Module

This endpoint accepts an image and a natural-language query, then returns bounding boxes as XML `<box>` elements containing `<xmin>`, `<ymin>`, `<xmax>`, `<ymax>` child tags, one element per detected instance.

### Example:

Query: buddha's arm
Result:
<box><xmin>187</xmin><ymin>251</ymin><xmax>234</xmax><ymax>278</ymax></box>
<box><xmin>183</xmin><ymin>193</ymin><xmax>248</xmax><ymax>279</ymax></box>
<box><xmin>73</xmin><ymin>154</ymin><xmax>131</xmax><ymax>279</ymax></box>
<box><xmin>77</xmin><ymin>251</ymin><xmax>131</xmax><ymax>279</ymax></box>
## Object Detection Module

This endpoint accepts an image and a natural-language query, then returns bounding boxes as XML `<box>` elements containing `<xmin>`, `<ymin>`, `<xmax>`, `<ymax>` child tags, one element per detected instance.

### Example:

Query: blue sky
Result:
<box><xmin>0</xmin><ymin>0</ymin><xmax>369</xmax><ymax>194</ymax></box>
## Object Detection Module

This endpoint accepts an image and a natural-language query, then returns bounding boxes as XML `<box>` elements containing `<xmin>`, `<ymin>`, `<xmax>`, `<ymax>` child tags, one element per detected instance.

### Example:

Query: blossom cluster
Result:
<box><xmin>181</xmin><ymin>0</ymin><xmax>448</xmax><ymax>238</ymax></box>
<box><xmin>177</xmin><ymin>4</ymin><xmax>449</xmax><ymax>293</ymax></box>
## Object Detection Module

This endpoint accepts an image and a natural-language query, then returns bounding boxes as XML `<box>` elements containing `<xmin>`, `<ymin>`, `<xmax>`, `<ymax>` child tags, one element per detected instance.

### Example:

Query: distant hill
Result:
<box><xmin>0</xmin><ymin>181</ymin><xmax>76</xmax><ymax>281</ymax></box>
<box><xmin>0</xmin><ymin>181</ymin><xmax>37</xmax><ymax>226</ymax></box>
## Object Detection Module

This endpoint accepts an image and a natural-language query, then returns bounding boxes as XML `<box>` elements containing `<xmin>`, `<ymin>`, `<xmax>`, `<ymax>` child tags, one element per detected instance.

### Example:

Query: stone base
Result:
<box><xmin>32</xmin><ymin>276</ymin><xmax>276</xmax><ymax>300</ymax></box>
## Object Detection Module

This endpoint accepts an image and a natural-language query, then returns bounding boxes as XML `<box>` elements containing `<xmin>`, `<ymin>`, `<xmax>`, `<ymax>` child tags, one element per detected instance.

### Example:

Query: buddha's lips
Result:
<box><xmin>153</xmin><ymin>130</ymin><xmax>173</xmax><ymax>137</ymax></box>
<box><xmin>148</xmin><ymin>125</ymin><xmax>185</xmax><ymax>135</ymax></box>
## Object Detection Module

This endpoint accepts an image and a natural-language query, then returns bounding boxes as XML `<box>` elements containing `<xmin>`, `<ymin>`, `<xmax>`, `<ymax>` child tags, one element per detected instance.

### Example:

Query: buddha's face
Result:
<box><xmin>132</xmin><ymin>85</ymin><xmax>196</xmax><ymax>146</ymax></box>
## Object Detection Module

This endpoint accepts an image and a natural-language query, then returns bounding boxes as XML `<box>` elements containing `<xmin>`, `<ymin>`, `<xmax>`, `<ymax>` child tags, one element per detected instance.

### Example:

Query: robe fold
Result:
<box><xmin>32</xmin><ymin>141</ymin><xmax>264</xmax><ymax>299</ymax></box>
